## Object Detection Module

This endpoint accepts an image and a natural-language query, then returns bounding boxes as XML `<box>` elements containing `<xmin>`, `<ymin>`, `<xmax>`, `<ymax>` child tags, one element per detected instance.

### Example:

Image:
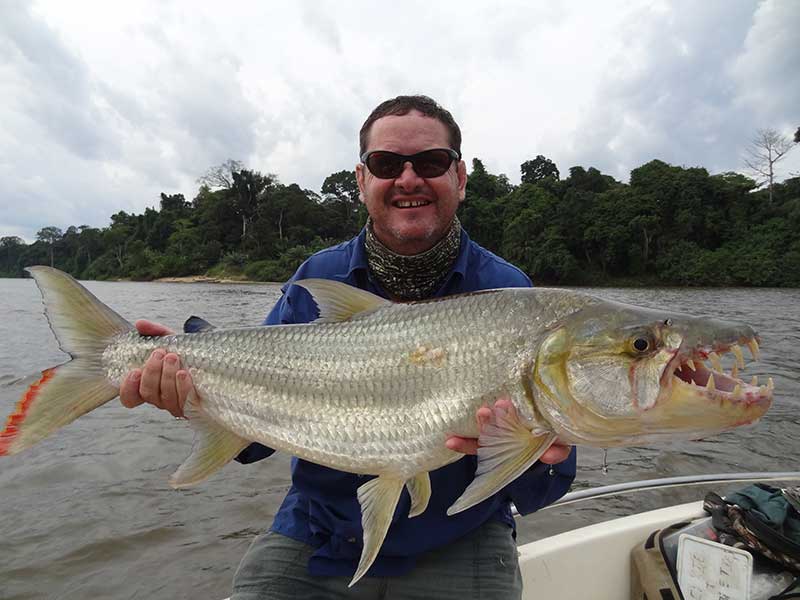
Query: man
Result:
<box><xmin>120</xmin><ymin>95</ymin><xmax>576</xmax><ymax>599</ymax></box>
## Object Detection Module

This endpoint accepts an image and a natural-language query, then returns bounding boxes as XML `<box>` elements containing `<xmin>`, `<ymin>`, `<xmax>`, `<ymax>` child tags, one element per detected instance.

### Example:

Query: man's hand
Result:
<box><xmin>119</xmin><ymin>320</ymin><xmax>194</xmax><ymax>418</ymax></box>
<box><xmin>445</xmin><ymin>398</ymin><xmax>572</xmax><ymax>465</ymax></box>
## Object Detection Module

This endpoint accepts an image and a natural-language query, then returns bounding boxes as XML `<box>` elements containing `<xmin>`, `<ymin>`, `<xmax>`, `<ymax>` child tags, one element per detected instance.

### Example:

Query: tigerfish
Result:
<box><xmin>0</xmin><ymin>267</ymin><xmax>773</xmax><ymax>585</ymax></box>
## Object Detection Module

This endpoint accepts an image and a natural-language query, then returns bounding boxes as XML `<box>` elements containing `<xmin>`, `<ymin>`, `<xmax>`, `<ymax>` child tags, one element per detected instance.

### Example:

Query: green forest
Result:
<box><xmin>2</xmin><ymin>156</ymin><xmax>800</xmax><ymax>286</ymax></box>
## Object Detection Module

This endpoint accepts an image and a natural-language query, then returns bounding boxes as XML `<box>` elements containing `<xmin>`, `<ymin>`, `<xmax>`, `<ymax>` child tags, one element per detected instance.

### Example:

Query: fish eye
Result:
<box><xmin>633</xmin><ymin>337</ymin><xmax>650</xmax><ymax>352</ymax></box>
<box><xmin>664</xmin><ymin>319</ymin><xmax>672</xmax><ymax>327</ymax></box>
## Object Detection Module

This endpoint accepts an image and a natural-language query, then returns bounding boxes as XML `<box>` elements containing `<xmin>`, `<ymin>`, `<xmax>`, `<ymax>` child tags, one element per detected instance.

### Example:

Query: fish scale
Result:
<box><xmin>100</xmin><ymin>291</ymin><xmax>540</xmax><ymax>477</ymax></box>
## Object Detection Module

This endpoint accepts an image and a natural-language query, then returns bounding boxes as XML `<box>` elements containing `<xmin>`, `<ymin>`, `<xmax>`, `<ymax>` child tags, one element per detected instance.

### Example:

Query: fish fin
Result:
<box><xmin>351</xmin><ymin>476</ymin><xmax>404</xmax><ymax>587</ymax></box>
<box><xmin>169</xmin><ymin>390</ymin><xmax>250</xmax><ymax>488</ymax></box>
<box><xmin>0</xmin><ymin>363</ymin><xmax>118</xmax><ymax>455</ymax></box>
<box><xmin>405</xmin><ymin>472</ymin><xmax>431</xmax><ymax>518</ymax></box>
<box><xmin>1</xmin><ymin>267</ymin><xmax>133</xmax><ymax>456</ymax></box>
<box><xmin>184</xmin><ymin>316</ymin><xmax>215</xmax><ymax>333</ymax></box>
<box><xmin>446</xmin><ymin>404</ymin><xmax>557</xmax><ymax>516</ymax></box>
<box><xmin>293</xmin><ymin>279</ymin><xmax>389</xmax><ymax>323</ymax></box>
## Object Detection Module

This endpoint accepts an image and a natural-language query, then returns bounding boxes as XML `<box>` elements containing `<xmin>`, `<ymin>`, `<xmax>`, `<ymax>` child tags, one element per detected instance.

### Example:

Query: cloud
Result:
<box><xmin>0</xmin><ymin>0</ymin><xmax>797</xmax><ymax>241</ymax></box>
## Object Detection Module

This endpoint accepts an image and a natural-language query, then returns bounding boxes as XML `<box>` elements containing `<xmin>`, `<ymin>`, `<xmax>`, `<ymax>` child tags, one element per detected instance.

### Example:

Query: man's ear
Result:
<box><xmin>356</xmin><ymin>163</ymin><xmax>367</xmax><ymax>204</ymax></box>
<box><xmin>457</xmin><ymin>160</ymin><xmax>467</xmax><ymax>202</ymax></box>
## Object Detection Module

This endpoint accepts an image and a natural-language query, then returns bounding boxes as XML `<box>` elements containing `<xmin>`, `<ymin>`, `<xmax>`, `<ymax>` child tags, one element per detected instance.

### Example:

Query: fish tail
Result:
<box><xmin>0</xmin><ymin>267</ymin><xmax>132</xmax><ymax>456</ymax></box>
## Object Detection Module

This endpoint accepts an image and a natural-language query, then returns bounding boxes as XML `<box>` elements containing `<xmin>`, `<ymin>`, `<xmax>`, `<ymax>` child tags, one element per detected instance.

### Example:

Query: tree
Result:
<box><xmin>231</xmin><ymin>169</ymin><xmax>277</xmax><ymax>240</ymax></box>
<box><xmin>321</xmin><ymin>170</ymin><xmax>361</xmax><ymax>236</ymax></box>
<box><xmin>520</xmin><ymin>155</ymin><xmax>560</xmax><ymax>184</ymax></box>
<box><xmin>743</xmin><ymin>128</ymin><xmax>797</xmax><ymax>203</ymax></box>
<box><xmin>197</xmin><ymin>159</ymin><xmax>244</xmax><ymax>190</ymax></box>
<box><xmin>0</xmin><ymin>236</ymin><xmax>24</xmax><ymax>275</ymax></box>
<box><xmin>36</xmin><ymin>226</ymin><xmax>63</xmax><ymax>267</ymax></box>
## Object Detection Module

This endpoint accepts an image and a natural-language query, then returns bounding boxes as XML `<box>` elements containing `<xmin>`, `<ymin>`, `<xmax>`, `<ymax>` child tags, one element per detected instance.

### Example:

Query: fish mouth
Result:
<box><xmin>666</xmin><ymin>336</ymin><xmax>773</xmax><ymax>410</ymax></box>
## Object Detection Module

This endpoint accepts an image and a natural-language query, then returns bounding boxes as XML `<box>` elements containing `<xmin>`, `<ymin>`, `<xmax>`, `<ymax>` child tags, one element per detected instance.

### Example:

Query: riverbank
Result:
<box><xmin>154</xmin><ymin>275</ymin><xmax>263</xmax><ymax>284</ymax></box>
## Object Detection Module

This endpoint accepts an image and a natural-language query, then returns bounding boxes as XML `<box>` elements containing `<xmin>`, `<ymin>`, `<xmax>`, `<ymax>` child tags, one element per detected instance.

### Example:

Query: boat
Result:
<box><xmin>518</xmin><ymin>472</ymin><xmax>800</xmax><ymax>599</ymax></box>
<box><xmin>222</xmin><ymin>472</ymin><xmax>800</xmax><ymax>599</ymax></box>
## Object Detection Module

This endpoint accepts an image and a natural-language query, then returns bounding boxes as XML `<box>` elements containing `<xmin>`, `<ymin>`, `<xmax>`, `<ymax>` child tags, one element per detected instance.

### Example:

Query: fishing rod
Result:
<box><xmin>512</xmin><ymin>471</ymin><xmax>800</xmax><ymax>515</ymax></box>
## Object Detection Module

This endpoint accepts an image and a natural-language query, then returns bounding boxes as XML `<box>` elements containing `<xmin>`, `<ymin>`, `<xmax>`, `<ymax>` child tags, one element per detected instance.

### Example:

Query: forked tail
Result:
<box><xmin>0</xmin><ymin>267</ymin><xmax>133</xmax><ymax>455</ymax></box>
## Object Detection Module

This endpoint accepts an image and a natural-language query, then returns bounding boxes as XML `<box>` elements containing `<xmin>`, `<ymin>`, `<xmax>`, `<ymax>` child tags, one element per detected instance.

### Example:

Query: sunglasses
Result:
<box><xmin>360</xmin><ymin>148</ymin><xmax>461</xmax><ymax>179</ymax></box>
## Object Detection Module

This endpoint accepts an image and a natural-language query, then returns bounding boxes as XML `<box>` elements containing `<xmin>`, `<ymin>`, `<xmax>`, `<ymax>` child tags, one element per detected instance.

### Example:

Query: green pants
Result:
<box><xmin>231</xmin><ymin>520</ymin><xmax>523</xmax><ymax>600</ymax></box>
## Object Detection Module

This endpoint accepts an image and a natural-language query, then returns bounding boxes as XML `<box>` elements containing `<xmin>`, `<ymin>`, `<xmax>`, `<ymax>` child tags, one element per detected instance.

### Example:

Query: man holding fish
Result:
<box><xmin>120</xmin><ymin>95</ymin><xmax>576</xmax><ymax>598</ymax></box>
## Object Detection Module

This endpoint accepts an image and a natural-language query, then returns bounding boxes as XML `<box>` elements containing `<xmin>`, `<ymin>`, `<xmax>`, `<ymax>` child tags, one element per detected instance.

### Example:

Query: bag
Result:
<box><xmin>704</xmin><ymin>484</ymin><xmax>800</xmax><ymax>573</ymax></box>
<box><xmin>630</xmin><ymin>521</ymin><xmax>688</xmax><ymax>600</ymax></box>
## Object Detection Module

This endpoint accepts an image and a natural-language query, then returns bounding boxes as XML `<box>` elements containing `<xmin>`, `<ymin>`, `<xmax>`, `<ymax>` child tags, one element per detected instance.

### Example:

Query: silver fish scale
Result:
<box><xmin>102</xmin><ymin>288</ymin><xmax>591</xmax><ymax>478</ymax></box>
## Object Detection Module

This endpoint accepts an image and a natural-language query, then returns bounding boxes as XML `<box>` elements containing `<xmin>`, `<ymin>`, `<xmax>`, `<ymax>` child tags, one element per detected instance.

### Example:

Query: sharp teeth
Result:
<box><xmin>760</xmin><ymin>385</ymin><xmax>768</xmax><ymax>395</ymax></box>
<box><xmin>768</xmin><ymin>377</ymin><xmax>774</xmax><ymax>391</ymax></box>
<box><xmin>751</xmin><ymin>376</ymin><xmax>758</xmax><ymax>386</ymax></box>
<box><xmin>747</xmin><ymin>339</ymin><xmax>760</xmax><ymax>361</ymax></box>
<box><xmin>732</xmin><ymin>384</ymin><xmax>742</xmax><ymax>399</ymax></box>
<box><xmin>707</xmin><ymin>373</ymin><xmax>716</xmax><ymax>392</ymax></box>
<box><xmin>731</xmin><ymin>363</ymin><xmax>739</xmax><ymax>378</ymax></box>
<box><xmin>709</xmin><ymin>352</ymin><xmax>722</xmax><ymax>372</ymax></box>
<box><xmin>686</xmin><ymin>359</ymin><xmax>696</xmax><ymax>371</ymax></box>
<box><xmin>731</xmin><ymin>344</ymin><xmax>745</xmax><ymax>369</ymax></box>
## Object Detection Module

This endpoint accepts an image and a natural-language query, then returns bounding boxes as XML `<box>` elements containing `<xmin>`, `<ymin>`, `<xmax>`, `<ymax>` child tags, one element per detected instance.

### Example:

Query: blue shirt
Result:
<box><xmin>237</xmin><ymin>227</ymin><xmax>577</xmax><ymax>577</ymax></box>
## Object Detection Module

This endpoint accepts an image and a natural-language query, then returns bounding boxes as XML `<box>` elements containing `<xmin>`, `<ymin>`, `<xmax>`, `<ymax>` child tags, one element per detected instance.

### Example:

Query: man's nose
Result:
<box><xmin>394</xmin><ymin>161</ymin><xmax>424</xmax><ymax>191</ymax></box>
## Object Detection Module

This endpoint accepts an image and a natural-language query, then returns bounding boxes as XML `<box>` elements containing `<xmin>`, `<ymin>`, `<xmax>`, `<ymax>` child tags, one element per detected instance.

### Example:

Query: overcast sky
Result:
<box><xmin>1</xmin><ymin>0</ymin><xmax>798</xmax><ymax>241</ymax></box>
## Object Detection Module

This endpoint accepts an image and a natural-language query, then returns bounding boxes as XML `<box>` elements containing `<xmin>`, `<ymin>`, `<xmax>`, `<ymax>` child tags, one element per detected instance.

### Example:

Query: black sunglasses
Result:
<box><xmin>360</xmin><ymin>148</ymin><xmax>461</xmax><ymax>179</ymax></box>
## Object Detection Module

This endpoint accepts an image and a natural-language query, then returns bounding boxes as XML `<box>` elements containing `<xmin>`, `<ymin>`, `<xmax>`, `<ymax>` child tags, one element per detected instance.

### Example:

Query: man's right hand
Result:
<box><xmin>119</xmin><ymin>320</ymin><xmax>194</xmax><ymax>418</ymax></box>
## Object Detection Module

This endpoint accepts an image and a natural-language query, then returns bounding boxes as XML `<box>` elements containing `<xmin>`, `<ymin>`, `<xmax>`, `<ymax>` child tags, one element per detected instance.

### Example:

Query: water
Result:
<box><xmin>0</xmin><ymin>279</ymin><xmax>798</xmax><ymax>599</ymax></box>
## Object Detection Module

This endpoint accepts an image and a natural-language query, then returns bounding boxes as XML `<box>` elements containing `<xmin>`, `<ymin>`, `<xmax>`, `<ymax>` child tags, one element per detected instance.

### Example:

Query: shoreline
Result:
<box><xmin>153</xmin><ymin>275</ymin><xmax>266</xmax><ymax>284</ymax></box>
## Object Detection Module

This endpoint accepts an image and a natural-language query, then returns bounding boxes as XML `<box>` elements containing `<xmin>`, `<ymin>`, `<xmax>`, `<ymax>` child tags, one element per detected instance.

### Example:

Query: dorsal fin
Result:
<box><xmin>184</xmin><ymin>316</ymin><xmax>215</xmax><ymax>333</ymax></box>
<box><xmin>293</xmin><ymin>279</ymin><xmax>389</xmax><ymax>323</ymax></box>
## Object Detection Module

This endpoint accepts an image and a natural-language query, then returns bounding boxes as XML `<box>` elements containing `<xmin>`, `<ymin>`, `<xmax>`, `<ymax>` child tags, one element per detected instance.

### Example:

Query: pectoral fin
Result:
<box><xmin>446</xmin><ymin>404</ymin><xmax>557</xmax><ymax>516</ymax></box>
<box><xmin>405</xmin><ymin>472</ymin><xmax>431</xmax><ymax>518</ymax></box>
<box><xmin>169</xmin><ymin>390</ymin><xmax>251</xmax><ymax>488</ymax></box>
<box><xmin>352</xmin><ymin>476</ymin><xmax>404</xmax><ymax>587</ymax></box>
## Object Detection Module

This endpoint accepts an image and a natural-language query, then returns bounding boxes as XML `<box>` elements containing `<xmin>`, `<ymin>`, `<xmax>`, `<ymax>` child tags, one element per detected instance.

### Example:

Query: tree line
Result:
<box><xmin>2</xmin><ymin>152</ymin><xmax>799</xmax><ymax>287</ymax></box>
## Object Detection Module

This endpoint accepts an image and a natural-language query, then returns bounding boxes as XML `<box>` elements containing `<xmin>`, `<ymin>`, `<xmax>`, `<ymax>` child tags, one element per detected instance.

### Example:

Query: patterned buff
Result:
<box><xmin>364</xmin><ymin>217</ymin><xmax>462</xmax><ymax>301</ymax></box>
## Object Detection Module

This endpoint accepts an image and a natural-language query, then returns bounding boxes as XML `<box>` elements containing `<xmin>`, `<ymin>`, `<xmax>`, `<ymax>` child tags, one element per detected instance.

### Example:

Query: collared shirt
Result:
<box><xmin>236</xmin><ymin>227</ymin><xmax>577</xmax><ymax>577</ymax></box>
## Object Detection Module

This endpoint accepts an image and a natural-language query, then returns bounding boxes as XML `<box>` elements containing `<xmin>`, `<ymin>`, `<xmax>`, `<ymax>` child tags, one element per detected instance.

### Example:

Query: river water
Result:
<box><xmin>0</xmin><ymin>278</ymin><xmax>798</xmax><ymax>599</ymax></box>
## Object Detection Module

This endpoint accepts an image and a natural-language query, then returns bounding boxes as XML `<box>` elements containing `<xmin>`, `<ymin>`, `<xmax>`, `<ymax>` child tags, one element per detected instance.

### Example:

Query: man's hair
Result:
<box><xmin>359</xmin><ymin>95</ymin><xmax>462</xmax><ymax>157</ymax></box>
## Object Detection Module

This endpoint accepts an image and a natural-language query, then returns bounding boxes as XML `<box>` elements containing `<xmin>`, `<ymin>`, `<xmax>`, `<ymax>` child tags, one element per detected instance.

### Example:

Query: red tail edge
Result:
<box><xmin>0</xmin><ymin>367</ymin><xmax>57</xmax><ymax>456</ymax></box>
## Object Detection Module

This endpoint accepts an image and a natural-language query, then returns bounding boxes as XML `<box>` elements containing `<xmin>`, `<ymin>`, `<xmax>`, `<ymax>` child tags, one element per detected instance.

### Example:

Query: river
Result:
<box><xmin>0</xmin><ymin>278</ymin><xmax>798</xmax><ymax>599</ymax></box>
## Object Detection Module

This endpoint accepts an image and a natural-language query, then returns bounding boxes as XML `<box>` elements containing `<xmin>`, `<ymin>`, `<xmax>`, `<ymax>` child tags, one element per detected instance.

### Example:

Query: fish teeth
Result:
<box><xmin>686</xmin><ymin>359</ymin><xmax>696</xmax><ymax>371</ymax></box>
<box><xmin>707</xmin><ymin>373</ymin><xmax>716</xmax><ymax>392</ymax></box>
<box><xmin>768</xmin><ymin>377</ymin><xmax>774</xmax><ymax>391</ymax></box>
<box><xmin>709</xmin><ymin>352</ymin><xmax>722</xmax><ymax>372</ymax></box>
<box><xmin>747</xmin><ymin>339</ymin><xmax>760</xmax><ymax>361</ymax></box>
<box><xmin>751</xmin><ymin>375</ymin><xmax>758</xmax><ymax>386</ymax></box>
<box><xmin>731</xmin><ymin>363</ymin><xmax>739</xmax><ymax>378</ymax></box>
<box><xmin>732</xmin><ymin>384</ymin><xmax>742</xmax><ymax>399</ymax></box>
<box><xmin>731</xmin><ymin>344</ymin><xmax>745</xmax><ymax>369</ymax></box>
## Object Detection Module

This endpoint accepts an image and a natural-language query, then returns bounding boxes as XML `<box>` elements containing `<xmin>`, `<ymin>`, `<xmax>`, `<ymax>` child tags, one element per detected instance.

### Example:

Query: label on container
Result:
<box><xmin>677</xmin><ymin>534</ymin><xmax>752</xmax><ymax>600</ymax></box>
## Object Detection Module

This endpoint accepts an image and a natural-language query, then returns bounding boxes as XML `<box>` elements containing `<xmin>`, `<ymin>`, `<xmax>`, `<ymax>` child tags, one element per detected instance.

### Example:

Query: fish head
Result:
<box><xmin>531</xmin><ymin>301</ymin><xmax>773</xmax><ymax>446</ymax></box>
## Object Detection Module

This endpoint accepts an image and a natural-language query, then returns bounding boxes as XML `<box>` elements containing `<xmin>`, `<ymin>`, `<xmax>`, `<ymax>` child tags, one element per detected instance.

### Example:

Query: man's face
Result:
<box><xmin>356</xmin><ymin>110</ymin><xmax>467</xmax><ymax>255</ymax></box>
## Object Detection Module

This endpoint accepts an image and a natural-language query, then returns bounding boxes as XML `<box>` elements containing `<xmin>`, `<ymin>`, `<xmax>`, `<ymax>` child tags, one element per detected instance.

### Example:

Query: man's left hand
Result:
<box><xmin>445</xmin><ymin>398</ymin><xmax>573</xmax><ymax>465</ymax></box>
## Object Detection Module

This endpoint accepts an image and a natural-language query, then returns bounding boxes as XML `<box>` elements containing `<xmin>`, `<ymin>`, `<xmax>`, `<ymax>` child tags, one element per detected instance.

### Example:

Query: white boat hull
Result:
<box><xmin>518</xmin><ymin>501</ymin><xmax>705</xmax><ymax>599</ymax></box>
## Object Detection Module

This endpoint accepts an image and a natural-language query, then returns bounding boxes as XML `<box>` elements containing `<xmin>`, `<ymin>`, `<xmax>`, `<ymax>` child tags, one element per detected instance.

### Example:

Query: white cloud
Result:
<box><xmin>0</xmin><ymin>0</ymin><xmax>797</xmax><ymax>241</ymax></box>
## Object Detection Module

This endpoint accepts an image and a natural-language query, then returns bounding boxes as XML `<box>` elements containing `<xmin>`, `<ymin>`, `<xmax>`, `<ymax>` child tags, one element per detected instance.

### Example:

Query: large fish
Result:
<box><xmin>0</xmin><ymin>267</ymin><xmax>773</xmax><ymax>585</ymax></box>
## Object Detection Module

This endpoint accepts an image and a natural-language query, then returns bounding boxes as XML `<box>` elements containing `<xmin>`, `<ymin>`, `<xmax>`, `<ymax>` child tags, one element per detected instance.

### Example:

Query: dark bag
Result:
<box><xmin>630</xmin><ymin>521</ymin><xmax>688</xmax><ymax>600</ymax></box>
<box><xmin>704</xmin><ymin>484</ymin><xmax>800</xmax><ymax>574</ymax></box>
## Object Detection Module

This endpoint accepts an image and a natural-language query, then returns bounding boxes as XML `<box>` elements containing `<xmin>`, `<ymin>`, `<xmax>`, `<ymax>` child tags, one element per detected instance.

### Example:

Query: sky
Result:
<box><xmin>1</xmin><ymin>0</ymin><xmax>798</xmax><ymax>242</ymax></box>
